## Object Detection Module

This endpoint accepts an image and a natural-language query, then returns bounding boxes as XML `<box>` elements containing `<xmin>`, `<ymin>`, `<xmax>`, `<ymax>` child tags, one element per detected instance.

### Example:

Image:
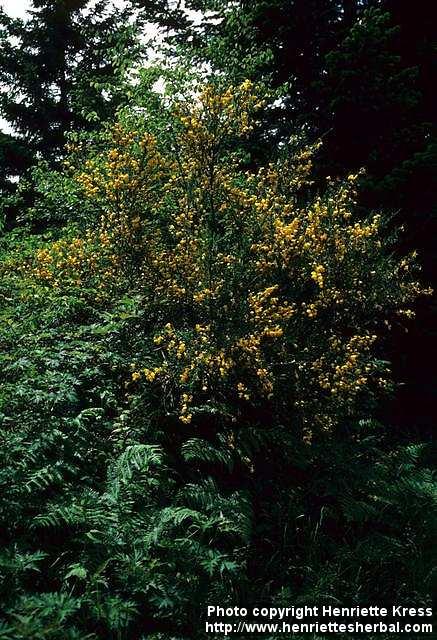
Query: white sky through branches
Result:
<box><xmin>0</xmin><ymin>0</ymin><xmax>205</xmax><ymax>21</ymax></box>
<box><xmin>0</xmin><ymin>0</ymin><xmax>30</xmax><ymax>18</ymax></box>
<box><xmin>0</xmin><ymin>0</ymin><xmax>128</xmax><ymax>16</ymax></box>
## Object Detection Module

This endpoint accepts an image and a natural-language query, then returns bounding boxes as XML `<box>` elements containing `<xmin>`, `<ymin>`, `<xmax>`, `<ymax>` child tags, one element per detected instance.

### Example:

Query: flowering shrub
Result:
<box><xmin>25</xmin><ymin>81</ymin><xmax>428</xmax><ymax>440</ymax></box>
<box><xmin>0</xmin><ymin>80</ymin><xmax>434</xmax><ymax>640</ymax></box>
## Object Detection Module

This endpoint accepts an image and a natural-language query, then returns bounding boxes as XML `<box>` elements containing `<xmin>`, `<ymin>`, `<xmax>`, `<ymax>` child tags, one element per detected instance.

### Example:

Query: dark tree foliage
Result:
<box><xmin>128</xmin><ymin>0</ymin><xmax>189</xmax><ymax>30</ymax></box>
<box><xmin>0</xmin><ymin>132</ymin><xmax>33</xmax><ymax>193</ymax></box>
<box><xmin>317</xmin><ymin>2</ymin><xmax>437</xmax><ymax>435</ymax></box>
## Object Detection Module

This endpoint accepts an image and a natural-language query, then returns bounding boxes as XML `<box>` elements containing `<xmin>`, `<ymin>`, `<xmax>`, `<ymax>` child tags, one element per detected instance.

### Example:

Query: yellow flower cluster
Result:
<box><xmin>313</xmin><ymin>334</ymin><xmax>378</xmax><ymax>399</ymax></box>
<box><xmin>311</xmin><ymin>265</ymin><xmax>325</xmax><ymax>288</ymax></box>
<box><xmin>26</xmin><ymin>82</ymin><xmax>428</xmax><ymax>435</ymax></box>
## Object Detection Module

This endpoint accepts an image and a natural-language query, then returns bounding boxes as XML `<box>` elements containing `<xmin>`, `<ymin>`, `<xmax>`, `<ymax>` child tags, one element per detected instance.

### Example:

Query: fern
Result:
<box><xmin>181</xmin><ymin>438</ymin><xmax>234</xmax><ymax>471</ymax></box>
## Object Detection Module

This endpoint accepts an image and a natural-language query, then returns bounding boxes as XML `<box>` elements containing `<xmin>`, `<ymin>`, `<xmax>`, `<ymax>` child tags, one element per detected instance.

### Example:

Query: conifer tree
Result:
<box><xmin>0</xmin><ymin>0</ymin><xmax>143</xmax><ymax>180</ymax></box>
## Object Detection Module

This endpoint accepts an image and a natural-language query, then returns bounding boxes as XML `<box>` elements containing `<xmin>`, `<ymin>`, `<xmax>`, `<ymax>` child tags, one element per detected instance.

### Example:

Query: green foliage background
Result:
<box><xmin>0</xmin><ymin>2</ymin><xmax>435</xmax><ymax>639</ymax></box>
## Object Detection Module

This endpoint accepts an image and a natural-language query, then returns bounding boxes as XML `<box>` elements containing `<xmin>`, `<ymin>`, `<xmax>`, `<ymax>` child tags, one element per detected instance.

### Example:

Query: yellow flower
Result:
<box><xmin>177</xmin><ymin>343</ymin><xmax>186</xmax><ymax>358</ymax></box>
